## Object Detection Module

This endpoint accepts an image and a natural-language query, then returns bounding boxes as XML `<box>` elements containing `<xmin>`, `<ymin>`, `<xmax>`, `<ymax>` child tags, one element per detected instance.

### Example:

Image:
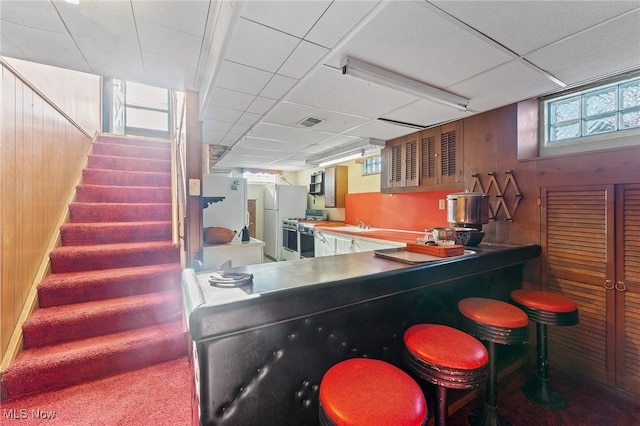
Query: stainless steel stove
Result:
<box><xmin>281</xmin><ymin>210</ymin><xmax>327</xmax><ymax>260</ymax></box>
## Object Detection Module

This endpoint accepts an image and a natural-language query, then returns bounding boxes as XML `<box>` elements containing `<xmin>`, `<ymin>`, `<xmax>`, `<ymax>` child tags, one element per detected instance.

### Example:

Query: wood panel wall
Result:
<box><xmin>1</xmin><ymin>64</ymin><xmax>94</xmax><ymax>363</ymax></box>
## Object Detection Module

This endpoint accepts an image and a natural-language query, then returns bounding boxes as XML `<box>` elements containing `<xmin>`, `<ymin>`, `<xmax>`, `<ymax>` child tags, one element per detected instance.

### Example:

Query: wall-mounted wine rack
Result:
<box><xmin>471</xmin><ymin>170</ymin><xmax>522</xmax><ymax>221</ymax></box>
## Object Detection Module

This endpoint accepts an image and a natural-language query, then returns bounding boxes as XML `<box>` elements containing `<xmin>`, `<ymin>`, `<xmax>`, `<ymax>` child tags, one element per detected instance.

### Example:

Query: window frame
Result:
<box><xmin>539</xmin><ymin>72</ymin><xmax>640</xmax><ymax>157</ymax></box>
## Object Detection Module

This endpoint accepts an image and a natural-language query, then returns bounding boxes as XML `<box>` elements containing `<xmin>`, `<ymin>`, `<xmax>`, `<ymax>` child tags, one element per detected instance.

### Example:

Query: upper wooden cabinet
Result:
<box><xmin>381</xmin><ymin>121</ymin><xmax>464</xmax><ymax>193</ymax></box>
<box><xmin>324</xmin><ymin>165</ymin><xmax>348</xmax><ymax>208</ymax></box>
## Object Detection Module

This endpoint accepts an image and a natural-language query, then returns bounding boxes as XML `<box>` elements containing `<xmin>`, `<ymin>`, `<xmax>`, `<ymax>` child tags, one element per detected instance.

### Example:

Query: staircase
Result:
<box><xmin>1</xmin><ymin>135</ymin><xmax>186</xmax><ymax>400</ymax></box>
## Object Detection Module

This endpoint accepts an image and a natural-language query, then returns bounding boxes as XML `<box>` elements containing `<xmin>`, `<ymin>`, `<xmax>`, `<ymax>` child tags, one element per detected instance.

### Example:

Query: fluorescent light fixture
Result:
<box><xmin>341</xmin><ymin>56</ymin><xmax>470</xmax><ymax>111</ymax></box>
<box><xmin>306</xmin><ymin>138</ymin><xmax>385</xmax><ymax>167</ymax></box>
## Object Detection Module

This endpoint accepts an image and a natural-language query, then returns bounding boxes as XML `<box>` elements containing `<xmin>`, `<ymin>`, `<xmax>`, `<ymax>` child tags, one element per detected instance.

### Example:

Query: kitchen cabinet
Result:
<box><xmin>315</xmin><ymin>230</ymin><xmax>404</xmax><ymax>257</ymax></box>
<box><xmin>324</xmin><ymin>165</ymin><xmax>348</xmax><ymax>208</ymax></box>
<box><xmin>381</xmin><ymin>121</ymin><xmax>464</xmax><ymax>193</ymax></box>
<box><xmin>542</xmin><ymin>184</ymin><xmax>640</xmax><ymax>396</ymax></box>
<box><xmin>309</xmin><ymin>171</ymin><xmax>324</xmax><ymax>195</ymax></box>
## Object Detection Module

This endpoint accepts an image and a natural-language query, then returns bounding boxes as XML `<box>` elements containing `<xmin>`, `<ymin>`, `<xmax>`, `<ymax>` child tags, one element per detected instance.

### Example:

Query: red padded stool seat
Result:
<box><xmin>458</xmin><ymin>298</ymin><xmax>529</xmax><ymax>426</ymax></box>
<box><xmin>510</xmin><ymin>289</ymin><xmax>579</xmax><ymax>409</ymax></box>
<box><xmin>404</xmin><ymin>324</ymin><xmax>488</xmax><ymax>426</ymax></box>
<box><xmin>319</xmin><ymin>358</ymin><xmax>427</xmax><ymax>426</ymax></box>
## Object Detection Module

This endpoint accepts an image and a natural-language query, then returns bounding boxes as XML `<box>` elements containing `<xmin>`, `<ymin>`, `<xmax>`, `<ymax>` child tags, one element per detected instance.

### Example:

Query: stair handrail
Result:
<box><xmin>171</xmin><ymin>91</ymin><xmax>187</xmax><ymax>248</ymax></box>
<box><xmin>0</xmin><ymin>57</ymin><xmax>93</xmax><ymax>139</ymax></box>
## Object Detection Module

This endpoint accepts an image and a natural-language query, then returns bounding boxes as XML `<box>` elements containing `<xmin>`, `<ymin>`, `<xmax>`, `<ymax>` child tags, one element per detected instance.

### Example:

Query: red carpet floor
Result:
<box><xmin>1</xmin><ymin>135</ymin><xmax>191</xmax><ymax>423</ymax></box>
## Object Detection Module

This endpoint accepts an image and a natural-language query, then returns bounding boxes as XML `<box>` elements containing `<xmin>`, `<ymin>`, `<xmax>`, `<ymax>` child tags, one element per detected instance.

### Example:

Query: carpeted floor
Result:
<box><xmin>0</xmin><ymin>358</ymin><xmax>193</xmax><ymax>425</ymax></box>
<box><xmin>449</xmin><ymin>365</ymin><xmax>640</xmax><ymax>426</ymax></box>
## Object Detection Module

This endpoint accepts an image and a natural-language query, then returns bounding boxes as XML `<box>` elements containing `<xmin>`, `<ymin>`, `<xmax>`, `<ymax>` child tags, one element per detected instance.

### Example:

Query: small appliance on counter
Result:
<box><xmin>446</xmin><ymin>191</ymin><xmax>490</xmax><ymax>246</ymax></box>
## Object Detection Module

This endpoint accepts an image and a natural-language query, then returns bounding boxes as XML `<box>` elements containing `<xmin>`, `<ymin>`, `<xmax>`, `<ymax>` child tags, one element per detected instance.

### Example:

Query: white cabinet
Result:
<box><xmin>202</xmin><ymin>238</ymin><xmax>265</xmax><ymax>270</ymax></box>
<box><xmin>315</xmin><ymin>230</ymin><xmax>403</xmax><ymax>257</ymax></box>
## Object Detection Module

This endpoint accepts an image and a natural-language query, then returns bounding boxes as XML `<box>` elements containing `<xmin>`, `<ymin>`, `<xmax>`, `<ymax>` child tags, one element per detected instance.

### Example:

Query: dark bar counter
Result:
<box><xmin>182</xmin><ymin>243</ymin><xmax>540</xmax><ymax>426</ymax></box>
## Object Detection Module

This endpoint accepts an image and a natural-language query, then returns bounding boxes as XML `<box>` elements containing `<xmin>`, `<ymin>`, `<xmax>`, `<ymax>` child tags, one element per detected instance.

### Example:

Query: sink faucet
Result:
<box><xmin>357</xmin><ymin>219</ymin><xmax>365</xmax><ymax>229</ymax></box>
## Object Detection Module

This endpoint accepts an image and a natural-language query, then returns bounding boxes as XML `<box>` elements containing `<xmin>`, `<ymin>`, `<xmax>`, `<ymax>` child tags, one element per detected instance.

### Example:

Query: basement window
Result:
<box><xmin>540</xmin><ymin>74</ymin><xmax>640</xmax><ymax>156</ymax></box>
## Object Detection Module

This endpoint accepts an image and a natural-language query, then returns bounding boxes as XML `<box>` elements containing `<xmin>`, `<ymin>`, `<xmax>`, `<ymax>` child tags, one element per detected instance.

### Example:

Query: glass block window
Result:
<box><xmin>361</xmin><ymin>156</ymin><xmax>381</xmax><ymax>175</ymax></box>
<box><xmin>543</xmin><ymin>76</ymin><xmax>640</xmax><ymax>147</ymax></box>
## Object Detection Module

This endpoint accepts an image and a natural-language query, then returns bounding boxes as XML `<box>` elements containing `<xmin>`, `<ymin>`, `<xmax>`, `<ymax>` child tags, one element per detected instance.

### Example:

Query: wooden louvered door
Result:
<box><xmin>404</xmin><ymin>133</ymin><xmax>419</xmax><ymax>187</ymax></box>
<box><xmin>439</xmin><ymin>121</ymin><xmax>463</xmax><ymax>185</ymax></box>
<box><xmin>542</xmin><ymin>186</ymin><xmax>615</xmax><ymax>385</ymax></box>
<box><xmin>420</xmin><ymin>128</ymin><xmax>437</xmax><ymax>186</ymax></box>
<box><xmin>543</xmin><ymin>184</ymin><xmax>640</xmax><ymax>396</ymax></box>
<box><xmin>615</xmin><ymin>184</ymin><xmax>640</xmax><ymax>395</ymax></box>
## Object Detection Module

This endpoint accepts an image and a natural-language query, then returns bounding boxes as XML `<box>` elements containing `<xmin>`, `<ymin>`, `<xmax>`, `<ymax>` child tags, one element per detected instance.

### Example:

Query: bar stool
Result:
<box><xmin>319</xmin><ymin>358</ymin><xmax>427</xmax><ymax>426</ymax></box>
<box><xmin>458</xmin><ymin>298</ymin><xmax>529</xmax><ymax>426</ymax></box>
<box><xmin>404</xmin><ymin>324</ymin><xmax>489</xmax><ymax>426</ymax></box>
<box><xmin>510</xmin><ymin>289</ymin><xmax>579</xmax><ymax>409</ymax></box>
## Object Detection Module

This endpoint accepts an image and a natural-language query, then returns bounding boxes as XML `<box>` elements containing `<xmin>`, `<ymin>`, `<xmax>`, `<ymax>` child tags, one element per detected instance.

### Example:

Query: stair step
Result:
<box><xmin>37</xmin><ymin>263</ymin><xmax>182</xmax><ymax>307</ymax></box>
<box><xmin>1</xmin><ymin>322</ymin><xmax>186</xmax><ymax>399</ymax></box>
<box><xmin>92</xmin><ymin>142</ymin><xmax>170</xmax><ymax>160</ymax></box>
<box><xmin>95</xmin><ymin>135</ymin><xmax>171</xmax><ymax>149</ymax></box>
<box><xmin>88</xmin><ymin>154</ymin><xmax>171</xmax><ymax>173</ymax></box>
<box><xmin>50</xmin><ymin>241</ymin><xmax>179</xmax><ymax>274</ymax></box>
<box><xmin>82</xmin><ymin>168</ymin><xmax>171</xmax><ymax>187</ymax></box>
<box><xmin>76</xmin><ymin>184</ymin><xmax>171</xmax><ymax>203</ymax></box>
<box><xmin>23</xmin><ymin>290</ymin><xmax>183</xmax><ymax>348</ymax></box>
<box><xmin>69</xmin><ymin>202</ymin><xmax>171</xmax><ymax>223</ymax></box>
<box><xmin>61</xmin><ymin>221</ymin><xmax>172</xmax><ymax>245</ymax></box>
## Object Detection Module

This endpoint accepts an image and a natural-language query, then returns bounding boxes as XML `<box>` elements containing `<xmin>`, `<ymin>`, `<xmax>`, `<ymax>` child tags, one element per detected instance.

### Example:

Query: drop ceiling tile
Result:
<box><xmin>312</xmin><ymin>134</ymin><xmax>362</xmax><ymax>148</ymax></box>
<box><xmin>202</xmin><ymin>128</ymin><xmax>227</xmax><ymax>145</ymax></box>
<box><xmin>75</xmin><ymin>34</ymin><xmax>145</xmax><ymax>79</ymax></box>
<box><xmin>250</xmin><ymin>122</ymin><xmax>334</xmax><ymax>144</ymax></box>
<box><xmin>241</xmin><ymin>137</ymin><xmax>310</xmax><ymax>152</ymax></box>
<box><xmin>54</xmin><ymin>0</ymin><xmax>139</xmax><ymax>48</ymax></box>
<box><xmin>203</xmin><ymin>119</ymin><xmax>234</xmax><ymax>134</ymax></box>
<box><xmin>225</xmin><ymin>18</ymin><xmax>300</xmax><ymax>73</ymax></box>
<box><xmin>142</xmin><ymin>52</ymin><xmax>199</xmax><ymax>90</ymax></box>
<box><xmin>137</xmin><ymin>20</ymin><xmax>202</xmax><ymax>65</ymax></box>
<box><xmin>0</xmin><ymin>20</ymin><xmax>90</xmax><ymax>72</ymax></box>
<box><xmin>211</xmin><ymin>87</ymin><xmax>255</xmax><ymax>111</ymax></box>
<box><xmin>222</xmin><ymin>134</ymin><xmax>241</xmax><ymax>145</ymax></box>
<box><xmin>432</xmin><ymin>0</ymin><xmax>640</xmax><ymax>56</ymax></box>
<box><xmin>334</xmin><ymin>1</ymin><xmax>512</xmax><ymax>88</ymax></box>
<box><xmin>449</xmin><ymin>60</ymin><xmax>562</xmax><ymax>112</ymax></box>
<box><xmin>381</xmin><ymin>99</ymin><xmax>470</xmax><ymax>129</ymax></box>
<box><xmin>241</xmin><ymin>1</ymin><xmax>331</xmax><ymax>39</ymax></box>
<box><xmin>342</xmin><ymin>120</ymin><xmax>415</xmax><ymax>142</ymax></box>
<box><xmin>216</xmin><ymin>60</ymin><xmax>273</xmax><ymax>95</ymax></box>
<box><xmin>259</xmin><ymin>74</ymin><xmax>298</xmax><ymax>100</ymax></box>
<box><xmin>305</xmin><ymin>0</ymin><xmax>379</xmax><ymax>48</ymax></box>
<box><xmin>524</xmin><ymin>10</ymin><xmax>640</xmax><ymax>86</ymax></box>
<box><xmin>201</xmin><ymin>105</ymin><xmax>243</xmax><ymax>123</ymax></box>
<box><xmin>237</xmin><ymin>111</ymin><xmax>262</xmax><ymax>126</ymax></box>
<box><xmin>264</xmin><ymin>102</ymin><xmax>370</xmax><ymax>133</ymax></box>
<box><xmin>246</xmin><ymin>96</ymin><xmax>277</xmax><ymax>114</ymax></box>
<box><xmin>0</xmin><ymin>33</ymin><xmax>25</xmax><ymax>59</ymax></box>
<box><xmin>278</xmin><ymin>40</ymin><xmax>328</xmax><ymax>79</ymax></box>
<box><xmin>131</xmin><ymin>0</ymin><xmax>210</xmax><ymax>38</ymax></box>
<box><xmin>223</xmin><ymin>146</ymin><xmax>291</xmax><ymax>159</ymax></box>
<box><xmin>287</xmin><ymin>65</ymin><xmax>415</xmax><ymax>118</ymax></box>
<box><xmin>229</xmin><ymin>123</ymin><xmax>251</xmax><ymax>136</ymax></box>
<box><xmin>2</xmin><ymin>1</ymin><xmax>67</xmax><ymax>32</ymax></box>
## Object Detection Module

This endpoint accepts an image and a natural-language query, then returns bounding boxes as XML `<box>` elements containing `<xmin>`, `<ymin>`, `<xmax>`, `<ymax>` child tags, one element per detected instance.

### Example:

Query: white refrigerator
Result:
<box><xmin>264</xmin><ymin>184</ymin><xmax>307</xmax><ymax>260</ymax></box>
<box><xmin>202</xmin><ymin>176</ymin><xmax>247</xmax><ymax>241</ymax></box>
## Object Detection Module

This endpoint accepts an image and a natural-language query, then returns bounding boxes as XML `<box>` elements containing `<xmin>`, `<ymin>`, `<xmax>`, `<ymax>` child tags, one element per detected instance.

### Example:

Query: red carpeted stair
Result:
<box><xmin>1</xmin><ymin>135</ymin><xmax>188</xmax><ymax>402</ymax></box>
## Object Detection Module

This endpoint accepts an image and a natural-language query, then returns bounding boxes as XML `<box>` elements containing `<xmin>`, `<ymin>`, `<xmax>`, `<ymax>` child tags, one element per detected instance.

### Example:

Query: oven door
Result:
<box><xmin>282</xmin><ymin>225</ymin><xmax>300</xmax><ymax>260</ymax></box>
<box><xmin>299</xmin><ymin>230</ymin><xmax>314</xmax><ymax>258</ymax></box>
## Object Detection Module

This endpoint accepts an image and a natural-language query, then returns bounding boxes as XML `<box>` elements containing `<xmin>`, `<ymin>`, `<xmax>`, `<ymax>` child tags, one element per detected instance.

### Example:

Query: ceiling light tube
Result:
<box><xmin>306</xmin><ymin>138</ymin><xmax>385</xmax><ymax>166</ymax></box>
<box><xmin>341</xmin><ymin>56</ymin><xmax>470</xmax><ymax>111</ymax></box>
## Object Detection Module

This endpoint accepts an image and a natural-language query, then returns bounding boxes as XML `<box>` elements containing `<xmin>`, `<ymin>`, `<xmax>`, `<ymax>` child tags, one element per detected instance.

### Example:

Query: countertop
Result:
<box><xmin>315</xmin><ymin>225</ymin><xmax>424</xmax><ymax>244</ymax></box>
<box><xmin>183</xmin><ymin>243</ymin><xmax>541</xmax><ymax>341</ymax></box>
<box><xmin>203</xmin><ymin>237</ymin><xmax>264</xmax><ymax>248</ymax></box>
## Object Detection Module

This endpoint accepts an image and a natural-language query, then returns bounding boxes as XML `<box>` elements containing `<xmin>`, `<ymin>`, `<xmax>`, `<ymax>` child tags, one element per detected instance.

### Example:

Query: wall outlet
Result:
<box><xmin>189</xmin><ymin>178</ymin><xmax>201</xmax><ymax>196</ymax></box>
<box><xmin>439</xmin><ymin>199</ymin><xmax>445</xmax><ymax>210</ymax></box>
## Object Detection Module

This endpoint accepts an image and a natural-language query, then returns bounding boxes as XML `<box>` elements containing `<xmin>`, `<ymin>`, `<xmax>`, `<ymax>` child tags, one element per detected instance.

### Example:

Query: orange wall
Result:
<box><xmin>345</xmin><ymin>190</ymin><xmax>462</xmax><ymax>232</ymax></box>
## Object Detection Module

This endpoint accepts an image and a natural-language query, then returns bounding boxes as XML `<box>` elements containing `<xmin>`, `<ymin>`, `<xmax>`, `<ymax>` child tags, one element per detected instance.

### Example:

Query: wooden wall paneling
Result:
<box><xmin>15</xmin><ymin>77</ymin><xmax>25</xmax><ymax>313</ymax></box>
<box><xmin>2</xmin><ymin>68</ymin><xmax>18</xmax><ymax>356</ymax></box>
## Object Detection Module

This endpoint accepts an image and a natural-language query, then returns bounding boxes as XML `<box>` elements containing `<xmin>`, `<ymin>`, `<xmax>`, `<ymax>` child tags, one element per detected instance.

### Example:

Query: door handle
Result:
<box><xmin>615</xmin><ymin>281</ymin><xmax>627</xmax><ymax>291</ymax></box>
<box><xmin>603</xmin><ymin>280</ymin><xmax>614</xmax><ymax>290</ymax></box>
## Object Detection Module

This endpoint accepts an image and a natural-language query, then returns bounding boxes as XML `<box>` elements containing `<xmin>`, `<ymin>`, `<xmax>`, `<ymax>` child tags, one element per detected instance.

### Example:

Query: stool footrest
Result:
<box><xmin>404</xmin><ymin>350</ymin><xmax>488</xmax><ymax>390</ymax></box>
<box><xmin>460</xmin><ymin>315</ymin><xmax>529</xmax><ymax>345</ymax></box>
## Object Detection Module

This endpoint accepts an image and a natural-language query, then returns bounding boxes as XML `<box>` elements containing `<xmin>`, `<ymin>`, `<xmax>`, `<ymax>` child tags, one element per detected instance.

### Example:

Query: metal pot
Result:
<box><xmin>447</xmin><ymin>192</ymin><xmax>489</xmax><ymax>227</ymax></box>
<box><xmin>431</xmin><ymin>227</ymin><xmax>455</xmax><ymax>244</ymax></box>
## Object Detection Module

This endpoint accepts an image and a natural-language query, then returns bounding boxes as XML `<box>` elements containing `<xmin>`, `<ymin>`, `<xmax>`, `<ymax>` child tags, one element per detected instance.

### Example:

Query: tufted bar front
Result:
<box><xmin>182</xmin><ymin>244</ymin><xmax>540</xmax><ymax>425</ymax></box>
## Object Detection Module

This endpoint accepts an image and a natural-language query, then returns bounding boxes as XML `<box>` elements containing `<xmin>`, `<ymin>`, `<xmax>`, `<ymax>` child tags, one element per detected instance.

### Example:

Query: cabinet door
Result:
<box><xmin>420</xmin><ymin>128</ymin><xmax>437</xmax><ymax>186</ymax></box>
<box><xmin>439</xmin><ymin>121</ymin><xmax>464</xmax><ymax>184</ymax></box>
<box><xmin>615</xmin><ymin>183</ymin><xmax>640</xmax><ymax>395</ymax></box>
<box><xmin>543</xmin><ymin>185</ymin><xmax>615</xmax><ymax>385</ymax></box>
<box><xmin>386</xmin><ymin>136</ymin><xmax>405</xmax><ymax>189</ymax></box>
<box><xmin>404</xmin><ymin>133</ymin><xmax>419</xmax><ymax>187</ymax></box>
